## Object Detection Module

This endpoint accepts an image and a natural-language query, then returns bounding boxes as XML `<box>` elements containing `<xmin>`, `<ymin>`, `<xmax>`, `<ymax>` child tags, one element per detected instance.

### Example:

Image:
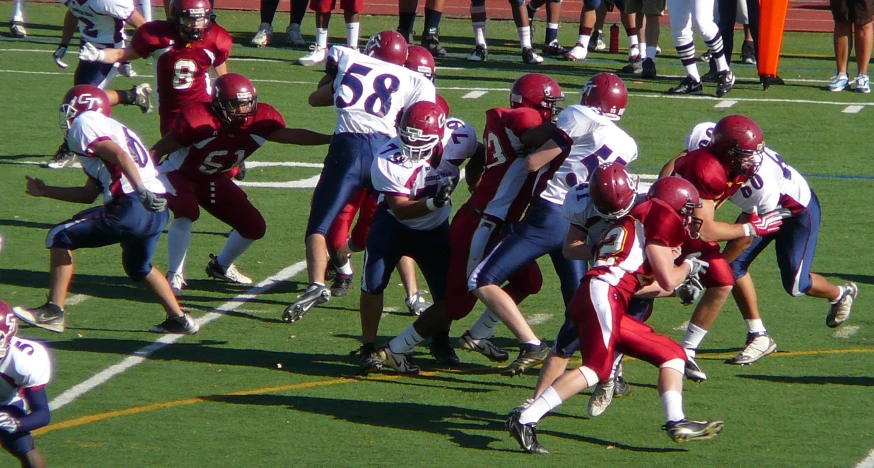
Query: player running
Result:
<box><xmin>149</xmin><ymin>73</ymin><xmax>332</xmax><ymax>295</ymax></box>
<box><xmin>15</xmin><ymin>85</ymin><xmax>199</xmax><ymax>335</ymax></box>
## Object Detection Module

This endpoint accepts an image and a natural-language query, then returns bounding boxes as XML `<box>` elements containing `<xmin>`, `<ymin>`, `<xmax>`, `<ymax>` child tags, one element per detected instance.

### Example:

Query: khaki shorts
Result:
<box><xmin>830</xmin><ymin>0</ymin><xmax>874</xmax><ymax>25</ymax></box>
<box><xmin>624</xmin><ymin>0</ymin><xmax>666</xmax><ymax>15</ymax></box>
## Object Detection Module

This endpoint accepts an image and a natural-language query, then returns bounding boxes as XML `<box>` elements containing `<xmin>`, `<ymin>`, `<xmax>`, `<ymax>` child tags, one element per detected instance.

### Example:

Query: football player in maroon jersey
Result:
<box><xmin>149</xmin><ymin>73</ymin><xmax>331</xmax><ymax>295</ymax></box>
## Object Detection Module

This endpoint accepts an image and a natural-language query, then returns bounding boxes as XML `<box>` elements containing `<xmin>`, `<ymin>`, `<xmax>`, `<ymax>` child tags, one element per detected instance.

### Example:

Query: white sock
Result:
<box><xmin>518</xmin><ymin>26</ymin><xmax>532</xmax><ymax>49</ymax></box>
<box><xmin>661</xmin><ymin>390</ymin><xmax>685</xmax><ymax>422</ymax></box>
<box><xmin>639</xmin><ymin>41</ymin><xmax>647</xmax><ymax>59</ymax></box>
<box><xmin>167</xmin><ymin>218</ymin><xmax>193</xmax><ymax>275</ymax></box>
<box><xmin>577</xmin><ymin>34</ymin><xmax>591</xmax><ymax>49</ymax></box>
<box><xmin>138</xmin><ymin>0</ymin><xmax>152</xmax><ymax>22</ymax></box>
<box><xmin>628</xmin><ymin>35</ymin><xmax>639</xmax><ymax>49</ymax></box>
<box><xmin>388</xmin><ymin>325</ymin><xmax>424</xmax><ymax>354</ymax></box>
<box><xmin>12</xmin><ymin>0</ymin><xmax>25</xmax><ymax>22</ymax></box>
<box><xmin>473</xmin><ymin>22</ymin><xmax>487</xmax><ymax>47</ymax></box>
<box><xmin>216</xmin><ymin>230</ymin><xmax>255</xmax><ymax>267</ymax></box>
<box><xmin>715</xmin><ymin>55</ymin><xmax>729</xmax><ymax>72</ymax></box>
<box><xmin>337</xmin><ymin>257</ymin><xmax>353</xmax><ymax>275</ymax></box>
<box><xmin>681</xmin><ymin>323</ymin><xmax>708</xmax><ymax>356</ymax></box>
<box><xmin>469</xmin><ymin>309</ymin><xmax>500</xmax><ymax>339</ymax></box>
<box><xmin>346</xmin><ymin>22</ymin><xmax>360</xmax><ymax>49</ymax></box>
<box><xmin>519</xmin><ymin>386</ymin><xmax>563</xmax><ymax>424</ymax></box>
<box><xmin>647</xmin><ymin>45</ymin><xmax>658</xmax><ymax>61</ymax></box>
<box><xmin>316</xmin><ymin>28</ymin><xmax>328</xmax><ymax>48</ymax></box>
<box><xmin>746</xmin><ymin>319</ymin><xmax>767</xmax><ymax>334</ymax></box>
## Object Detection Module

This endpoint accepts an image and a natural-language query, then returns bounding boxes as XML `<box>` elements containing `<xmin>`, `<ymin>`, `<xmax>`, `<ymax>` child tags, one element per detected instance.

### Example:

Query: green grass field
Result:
<box><xmin>1</xmin><ymin>3</ymin><xmax>873</xmax><ymax>467</ymax></box>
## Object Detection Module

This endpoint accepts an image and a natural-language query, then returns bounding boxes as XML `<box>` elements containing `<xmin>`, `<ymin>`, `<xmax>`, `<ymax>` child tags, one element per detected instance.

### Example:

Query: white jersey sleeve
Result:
<box><xmin>0</xmin><ymin>337</ymin><xmax>52</xmax><ymax>409</ymax></box>
<box><xmin>729</xmin><ymin>147</ymin><xmax>811</xmax><ymax>215</ymax></box>
<box><xmin>67</xmin><ymin>112</ymin><xmax>166</xmax><ymax>203</ymax></box>
<box><xmin>66</xmin><ymin>0</ymin><xmax>132</xmax><ymax>47</ymax></box>
<box><xmin>563</xmin><ymin>182</ymin><xmax>652</xmax><ymax>244</ymax></box>
<box><xmin>330</xmin><ymin>47</ymin><xmax>436</xmax><ymax>136</ymax></box>
<box><xmin>441</xmin><ymin>118</ymin><xmax>478</xmax><ymax>165</ymax></box>
<box><xmin>537</xmin><ymin>105</ymin><xmax>639</xmax><ymax>206</ymax></box>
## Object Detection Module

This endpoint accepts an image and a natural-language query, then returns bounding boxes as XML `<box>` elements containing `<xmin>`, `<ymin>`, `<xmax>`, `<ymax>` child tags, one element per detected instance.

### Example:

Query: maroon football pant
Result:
<box><xmin>164</xmin><ymin>172</ymin><xmax>266</xmax><ymax>240</ymax></box>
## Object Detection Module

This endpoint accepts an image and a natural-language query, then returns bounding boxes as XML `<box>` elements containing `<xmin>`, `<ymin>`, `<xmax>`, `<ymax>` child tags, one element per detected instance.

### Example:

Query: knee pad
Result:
<box><xmin>660</xmin><ymin>357</ymin><xmax>686</xmax><ymax>375</ymax></box>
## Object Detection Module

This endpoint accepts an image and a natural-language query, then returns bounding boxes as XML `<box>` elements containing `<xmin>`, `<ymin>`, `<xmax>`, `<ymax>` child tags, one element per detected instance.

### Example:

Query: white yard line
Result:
<box><xmin>49</xmin><ymin>261</ymin><xmax>307</xmax><ymax>411</ymax></box>
<box><xmin>462</xmin><ymin>90</ymin><xmax>488</xmax><ymax>99</ymax></box>
<box><xmin>245</xmin><ymin>161</ymin><xmax>323</xmax><ymax>169</ymax></box>
<box><xmin>65</xmin><ymin>294</ymin><xmax>90</xmax><ymax>306</ymax></box>
<box><xmin>236</xmin><ymin>175</ymin><xmax>321</xmax><ymax>189</ymax></box>
<box><xmin>855</xmin><ymin>450</ymin><xmax>874</xmax><ymax>468</ymax></box>
<box><xmin>714</xmin><ymin>100</ymin><xmax>739</xmax><ymax>108</ymax></box>
<box><xmin>842</xmin><ymin>105</ymin><xmax>864</xmax><ymax>114</ymax></box>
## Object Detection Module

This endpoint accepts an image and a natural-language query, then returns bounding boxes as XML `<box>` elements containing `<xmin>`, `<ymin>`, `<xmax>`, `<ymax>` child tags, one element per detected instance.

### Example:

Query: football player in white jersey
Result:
<box><xmin>468</xmin><ymin>72</ymin><xmax>638</xmax><ymax>377</ymax></box>
<box><xmin>283</xmin><ymin>30</ymin><xmax>437</xmax><ymax>324</ymax></box>
<box><xmin>14</xmin><ymin>86</ymin><xmax>199</xmax><ymax>336</ymax></box>
<box><xmin>678</xmin><ymin>120</ymin><xmax>857</xmax><ymax>366</ymax></box>
<box><xmin>46</xmin><ymin>0</ymin><xmax>152</xmax><ymax>169</ymax></box>
<box><xmin>359</xmin><ymin>101</ymin><xmax>478</xmax><ymax>374</ymax></box>
<box><xmin>0</xmin><ymin>302</ymin><xmax>51</xmax><ymax>468</ymax></box>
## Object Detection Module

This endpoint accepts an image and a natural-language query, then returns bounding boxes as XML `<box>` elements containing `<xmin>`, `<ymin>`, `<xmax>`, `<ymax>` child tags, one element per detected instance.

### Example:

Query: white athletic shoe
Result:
<box><xmin>566</xmin><ymin>43</ymin><xmax>588</xmax><ymax>61</ymax></box>
<box><xmin>299</xmin><ymin>45</ymin><xmax>327</xmax><ymax>66</ymax></box>
<box><xmin>251</xmin><ymin>22</ymin><xmax>273</xmax><ymax>47</ymax></box>
<box><xmin>588</xmin><ymin>378</ymin><xmax>616</xmax><ymax>417</ymax></box>
<box><xmin>167</xmin><ymin>272</ymin><xmax>186</xmax><ymax>297</ymax></box>
<box><xmin>119</xmin><ymin>62</ymin><xmax>137</xmax><ymax>77</ymax></box>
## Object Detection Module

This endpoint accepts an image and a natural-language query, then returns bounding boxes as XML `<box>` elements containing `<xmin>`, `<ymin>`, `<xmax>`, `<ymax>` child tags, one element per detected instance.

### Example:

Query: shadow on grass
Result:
<box><xmin>736</xmin><ymin>374</ymin><xmax>874</xmax><ymax>386</ymax></box>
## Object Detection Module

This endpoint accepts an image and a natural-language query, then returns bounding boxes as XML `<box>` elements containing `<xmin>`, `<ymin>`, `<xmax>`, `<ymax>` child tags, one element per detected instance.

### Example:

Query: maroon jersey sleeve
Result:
<box><xmin>131</xmin><ymin>21</ymin><xmax>171</xmax><ymax>59</ymax></box>
<box><xmin>246</xmin><ymin>103</ymin><xmax>286</xmax><ymax>139</ymax></box>
<box><xmin>643</xmin><ymin>200</ymin><xmax>686</xmax><ymax>248</ymax></box>
<box><xmin>210</xmin><ymin>25</ymin><xmax>233</xmax><ymax>67</ymax></box>
<box><xmin>173</xmin><ymin>102</ymin><xmax>219</xmax><ymax>147</ymax></box>
<box><xmin>673</xmin><ymin>149</ymin><xmax>731</xmax><ymax>201</ymax></box>
<box><xmin>502</xmin><ymin>107</ymin><xmax>544</xmax><ymax>143</ymax></box>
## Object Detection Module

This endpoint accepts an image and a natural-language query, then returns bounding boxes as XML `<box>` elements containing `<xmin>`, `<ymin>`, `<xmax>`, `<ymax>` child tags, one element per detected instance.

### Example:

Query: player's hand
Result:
<box><xmin>432</xmin><ymin>176</ymin><xmax>457</xmax><ymax>208</ymax></box>
<box><xmin>53</xmin><ymin>44</ymin><xmax>68</xmax><ymax>69</ymax></box>
<box><xmin>683</xmin><ymin>252</ymin><xmax>709</xmax><ymax>278</ymax></box>
<box><xmin>744</xmin><ymin>207</ymin><xmax>786</xmax><ymax>238</ymax></box>
<box><xmin>78</xmin><ymin>42</ymin><xmax>105</xmax><ymax>63</ymax></box>
<box><xmin>25</xmin><ymin>176</ymin><xmax>47</xmax><ymax>197</ymax></box>
<box><xmin>675</xmin><ymin>276</ymin><xmax>704</xmax><ymax>306</ymax></box>
<box><xmin>0</xmin><ymin>412</ymin><xmax>20</xmax><ymax>433</ymax></box>
<box><xmin>136</xmin><ymin>187</ymin><xmax>167</xmax><ymax>212</ymax></box>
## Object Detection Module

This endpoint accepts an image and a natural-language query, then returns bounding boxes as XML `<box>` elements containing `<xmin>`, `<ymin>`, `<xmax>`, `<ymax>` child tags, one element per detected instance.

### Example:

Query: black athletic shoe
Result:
<box><xmin>429</xmin><ymin>331</ymin><xmax>460</xmax><ymax>365</ymax></box>
<box><xmin>330</xmin><ymin>274</ymin><xmax>353</xmax><ymax>297</ymax></box>
<box><xmin>507</xmin><ymin>411</ymin><xmax>549</xmax><ymax>454</ymax></box>
<box><xmin>421</xmin><ymin>27</ymin><xmax>446</xmax><ymax>57</ymax></box>
<box><xmin>663</xmin><ymin>418</ymin><xmax>724</xmax><ymax>442</ymax></box>
<box><xmin>642</xmin><ymin>58</ymin><xmax>657</xmax><ymax>78</ymax></box>
<box><xmin>716</xmin><ymin>70</ymin><xmax>736</xmax><ymax>97</ymax></box>
<box><xmin>668</xmin><ymin>76</ymin><xmax>704</xmax><ymax>95</ymax></box>
<box><xmin>502</xmin><ymin>341</ymin><xmax>549</xmax><ymax>377</ymax></box>
<box><xmin>353</xmin><ymin>343</ymin><xmax>382</xmax><ymax>374</ymax></box>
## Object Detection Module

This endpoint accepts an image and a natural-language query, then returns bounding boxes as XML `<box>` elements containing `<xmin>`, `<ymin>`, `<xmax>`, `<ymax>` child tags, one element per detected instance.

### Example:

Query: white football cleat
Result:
<box><xmin>167</xmin><ymin>272</ymin><xmax>186</xmax><ymax>297</ymax></box>
<box><xmin>299</xmin><ymin>45</ymin><xmax>327</xmax><ymax>66</ymax></box>
<box><xmin>119</xmin><ymin>62</ymin><xmax>137</xmax><ymax>77</ymax></box>
<box><xmin>251</xmin><ymin>22</ymin><xmax>272</xmax><ymax>47</ymax></box>
<box><xmin>566</xmin><ymin>43</ymin><xmax>588</xmax><ymax>61</ymax></box>
<box><xmin>9</xmin><ymin>21</ymin><xmax>27</xmax><ymax>38</ymax></box>
<box><xmin>206</xmin><ymin>254</ymin><xmax>253</xmax><ymax>284</ymax></box>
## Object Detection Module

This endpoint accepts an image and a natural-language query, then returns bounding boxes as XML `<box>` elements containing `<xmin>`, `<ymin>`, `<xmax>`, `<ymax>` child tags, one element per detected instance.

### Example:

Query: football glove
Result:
<box><xmin>683</xmin><ymin>252</ymin><xmax>709</xmax><ymax>278</ymax></box>
<box><xmin>743</xmin><ymin>207</ymin><xmax>789</xmax><ymax>238</ymax></box>
<box><xmin>0</xmin><ymin>412</ymin><xmax>20</xmax><ymax>433</ymax></box>
<box><xmin>432</xmin><ymin>177</ymin><xmax>457</xmax><ymax>208</ymax></box>
<box><xmin>53</xmin><ymin>44</ymin><xmax>68</xmax><ymax>69</ymax></box>
<box><xmin>676</xmin><ymin>276</ymin><xmax>705</xmax><ymax>306</ymax></box>
<box><xmin>78</xmin><ymin>42</ymin><xmax>105</xmax><ymax>63</ymax></box>
<box><xmin>136</xmin><ymin>187</ymin><xmax>167</xmax><ymax>212</ymax></box>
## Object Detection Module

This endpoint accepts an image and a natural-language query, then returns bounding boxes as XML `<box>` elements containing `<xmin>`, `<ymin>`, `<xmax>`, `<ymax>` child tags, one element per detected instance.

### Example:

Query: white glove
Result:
<box><xmin>53</xmin><ymin>44</ymin><xmax>68</xmax><ymax>68</ymax></box>
<box><xmin>78</xmin><ymin>42</ymin><xmax>105</xmax><ymax>63</ymax></box>
<box><xmin>675</xmin><ymin>276</ymin><xmax>705</xmax><ymax>306</ymax></box>
<box><xmin>0</xmin><ymin>412</ymin><xmax>20</xmax><ymax>433</ymax></box>
<box><xmin>683</xmin><ymin>252</ymin><xmax>710</xmax><ymax>278</ymax></box>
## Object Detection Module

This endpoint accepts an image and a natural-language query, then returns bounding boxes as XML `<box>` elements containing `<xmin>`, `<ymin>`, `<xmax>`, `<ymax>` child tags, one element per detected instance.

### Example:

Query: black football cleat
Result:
<box><xmin>668</xmin><ymin>76</ymin><xmax>704</xmax><ymax>95</ymax></box>
<box><xmin>421</xmin><ymin>27</ymin><xmax>446</xmax><ymax>57</ymax></box>
<box><xmin>502</xmin><ymin>342</ymin><xmax>549</xmax><ymax>377</ymax></box>
<box><xmin>507</xmin><ymin>411</ymin><xmax>549</xmax><ymax>454</ymax></box>
<box><xmin>353</xmin><ymin>343</ymin><xmax>382</xmax><ymax>375</ymax></box>
<box><xmin>330</xmin><ymin>274</ymin><xmax>353</xmax><ymax>298</ymax></box>
<box><xmin>716</xmin><ymin>70</ymin><xmax>736</xmax><ymax>97</ymax></box>
<box><xmin>429</xmin><ymin>330</ymin><xmax>460</xmax><ymax>365</ymax></box>
<box><xmin>663</xmin><ymin>418</ymin><xmax>724</xmax><ymax>442</ymax></box>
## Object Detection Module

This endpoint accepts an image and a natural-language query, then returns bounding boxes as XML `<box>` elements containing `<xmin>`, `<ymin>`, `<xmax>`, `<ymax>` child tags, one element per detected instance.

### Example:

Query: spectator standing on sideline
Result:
<box><xmin>826</xmin><ymin>0</ymin><xmax>872</xmax><ymax>92</ymax></box>
<box><xmin>298</xmin><ymin>0</ymin><xmax>362</xmax><ymax>66</ymax></box>
<box><xmin>9</xmin><ymin>0</ymin><xmax>27</xmax><ymax>37</ymax></box>
<box><xmin>397</xmin><ymin>0</ymin><xmax>447</xmax><ymax>57</ymax></box>
<box><xmin>252</xmin><ymin>0</ymin><xmax>310</xmax><ymax>47</ymax></box>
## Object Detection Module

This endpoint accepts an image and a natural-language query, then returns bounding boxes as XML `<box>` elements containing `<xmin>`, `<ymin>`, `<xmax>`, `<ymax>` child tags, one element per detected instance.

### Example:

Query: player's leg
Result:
<box><xmin>22</xmin><ymin>448</ymin><xmax>47</xmax><ymax>468</ymax></box>
<box><xmin>567</xmin><ymin>0</ymin><xmax>599</xmax><ymax>61</ymax></box>
<box><xmin>621</xmin><ymin>8</ymin><xmax>640</xmax><ymax>62</ymax></box>
<box><xmin>716</xmin><ymin>0</ymin><xmax>737</xmax><ymax>65</ymax></box>
<box><xmin>538</xmin><ymin>0</ymin><xmax>566</xmax><ymax>58</ymax></box>
<box><xmin>852</xmin><ymin>10</ymin><xmax>873</xmax><ymax>91</ymax></box>
<box><xmin>299</xmin><ymin>0</ymin><xmax>332</xmax><ymax>66</ymax></box>
<box><xmin>341</xmin><ymin>0</ymin><xmax>361</xmax><ymax>49</ymax></box>
<box><xmin>692</xmin><ymin>0</ymin><xmax>735</xmax><ymax>97</ymax></box>
<box><xmin>326</xmin><ymin>191</ymin><xmax>365</xmax><ymax>296</ymax></box>
<box><xmin>509</xmin><ymin>0</ymin><xmax>543</xmax><ymax>63</ymax></box>
<box><xmin>591</xmin><ymin>0</ymin><xmax>608</xmax><ymax>52</ymax></box>
<box><xmin>666</xmin><ymin>0</ymin><xmax>703</xmax><ymax>94</ymax></box>
<box><xmin>398</xmin><ymin>257</ymin><xmax>432</xmax><ymax>315</ymax></box>
<box><xmin>5</xmin><ymin>433</ymin><xmax>46</xmax><ymax>468</ymax></box>
<box><xmin>9</xmin><ymin>0</ymin><xmax>27</xmax><ymax>38</ymax></box>
<box><xmin>467</xmin><ymin>0</ymin><xmax>489</xmax><ymax>61</ymax></box>
<box><xmin>641</xmin><ymin>0</ymin><xmax>665</xmax><ymax>77</ymax></box>
<box><xmin>397</xmin><ymin>0</ymin><xmax>417</xmax><ymax>42</ymax></box>
<box><xmin>76</xmin><ymin>60</ymin><xmax>151</xmax><ymax>113</ymax></box>
<box><xmin>286</xmin><ymin>0</ymin><xmax>308</xmax><ymax>47</ymax></box>
<box><xmin>162</xmin><ymin>172</ymin><xmax>202</xmax><ymax>295</ymax></box>
<box><xmin>201</xmin><ymin>177</ymin><xmax>266</xmax><ymax>284</ymax></box>
<box><xmin>252</xmin><ymin>0</ymin><xmax>280</xmax><ymax>47</ymax></box>
<box><xmin>418</xmin><ymin>0</ymin><xmax>447</xmax><ymax>56</ymax></box>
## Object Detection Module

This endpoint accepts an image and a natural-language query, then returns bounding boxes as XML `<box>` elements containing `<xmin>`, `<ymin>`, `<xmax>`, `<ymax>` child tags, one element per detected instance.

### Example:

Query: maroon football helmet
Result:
<box><xmin>405</xmin><ymin>45</ymin><xmax>435</xmax><ymax>82</ymax></box>
<box><xmin>589</xmin><ymin>162</ymin><xmax>638</xmax><ymax>220</ymax></box>
<box><xmin>435</xmin><ymin>94</ymin><xmax>450</xmax><ymax>117</ymax></box>
<box><xmin>580</xmin><ymin>72</ymin><xmax>628</xmax><ymax>121</ymax></box>
<box><xmin>364</xmin><ymin>30</ymin><xmax>408</xmax><ymax>66</ymax></box>
<box><xmin>59</xmin><ymin>85</ymin><xmax>111</xmax><ymax>132</ymax></box>
<box><xmin>213</xmin><ymin>73</ymin><xmax>258</xmax><ymax>126</ymax></box>
<box><xmin>647</xmin><ymin>176</ymin><xmax>704</xmax><ymax>239</ymax></box>
<box><xmin>398</xmin><ymin>101</ymin><xmax>446</xmax><ymax>165</ymax></box>
<box><xmin>510</xmin><ymin>73</ymin><xmax>565</xmax><ymax>122</ymax></box>
<box><xmin>171</xmin><ymin>0</ymin><xmax>213</xmax><ymax>41</ymax></box>
<box><xmin>0</xmin><ymin>302</ymin><xmax>18</xmax><ymax>359</ymax></box>
<box><xmin>709</xmin><ymin>114</ymin><xmax>764</xmax><ymax>177</ymax></box>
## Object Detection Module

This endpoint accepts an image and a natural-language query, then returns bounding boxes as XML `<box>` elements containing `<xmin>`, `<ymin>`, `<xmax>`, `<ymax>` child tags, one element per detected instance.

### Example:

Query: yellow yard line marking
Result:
<box><xmin>35</xmin><ymin>347</ymin><xmax>874</xmax><ymax>435</ymax></box>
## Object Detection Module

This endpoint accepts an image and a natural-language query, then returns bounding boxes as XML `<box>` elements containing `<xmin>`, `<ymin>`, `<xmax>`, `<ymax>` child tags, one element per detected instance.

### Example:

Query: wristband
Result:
<box><xmin>425</xmin><ymin>198</ymin><xmax>437</xmax><ymax>211</ymax></box>
<box><xmin>742</xmin><ymin>223</ymin><xmax>755</xmax><ymax>238</ymax></box>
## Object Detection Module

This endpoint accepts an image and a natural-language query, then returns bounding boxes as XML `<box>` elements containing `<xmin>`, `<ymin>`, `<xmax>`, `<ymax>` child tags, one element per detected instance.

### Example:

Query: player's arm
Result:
<box><xmin>214</xmin><ymin>62</ymin><xmax>229</xmax><ymax>77</ymax></box>
<box><xmin>562</xmin><ymin>224</ymin><xmax>596</xmax><ymax>260</ymax></box>
<box><xmin>92</xmin><ymin>140</ymin><xmax>147</xmax><ymax>189</ymax></box>
<box><xmin>266</xmin><ymin>128</ymin><xmax>333</xmax><ymax>145</ymax></box>
<box><xmin>125</xmin><ymin>9</ymin><xmax>146</xmax><ymax>28</ymax></box>
<box><xmin>721</xmin><ymin>212</ymin><xmax>753</xmax><ymax>263</ymax></box>
<box><xmin>85</xmin><ymin>44</ymin><xmax>142</xmax><ymax>64</ymax></box>
<box><xmin>384</xmin><ymin>194</ymin><xmax>435</xmax><ymax>220</ymax></box>
<box><xmin>525</xmin><ymin>138</ymin><xmax>563</xmax><ymax>172</ymax></box>
<box><xmin>694</xmin><ymin>199</ymin><xmax>748</xmax><ymax>242</ymax></box>
<box><xmin>646</xmin><ymin>240</ymin><xmax>693</xmax><ymax>292</ymax></box>
<box><xmin>150</xmin><ymin>132</ymin><xmax>185</xmax><ymax>162</ymax></box>
<box><xmin>13</xmin><ymin>386</ymin><xmax>50</xmax><ymax>433</ymax></box>
<box><xmin>309</xmin><ymin>83</ymin><xmax>334</xmax><ymax>107</ymax></box>
<box><xmin>659</xmin><ymin>151</ymin><xmax>687</xmax><ymax>179</ymax></box>
<box><xmin>634</xmin><ymin>282</ymin><xmax>677</xmax><ymax>298</ymax></box>
<box><xmin>463</xmin><ymin>143</ymin><xmax>486</xmax><ymax>192</ymax></box>
<box><xmin>24</xmin><ymin>175</ymin><xmax>100</xmax><ymax>204</ymax></box>
<box><xmin>59</xmin><ymin>10</ymin><xmax>77</xmax><ymax>47</ymax></box>
<box><xmin>519</xmin><ymin>122</ymin><xmax>556</xmax><ymax>149</ymax></box>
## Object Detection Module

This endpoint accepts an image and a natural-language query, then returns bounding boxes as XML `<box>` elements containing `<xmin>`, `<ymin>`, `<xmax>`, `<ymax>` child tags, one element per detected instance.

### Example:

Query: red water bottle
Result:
<box><xmin>609</xmin><ymin>24</ymin><xmax>620</xmax><ymax>54</ymax></box>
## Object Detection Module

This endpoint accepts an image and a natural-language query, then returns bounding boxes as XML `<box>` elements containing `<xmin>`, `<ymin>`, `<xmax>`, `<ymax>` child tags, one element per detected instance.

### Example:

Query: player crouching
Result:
<box><xmin>14</xmin><ymin>85</ymin><xmax>199</xmax><ymax>335</ymax></box>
